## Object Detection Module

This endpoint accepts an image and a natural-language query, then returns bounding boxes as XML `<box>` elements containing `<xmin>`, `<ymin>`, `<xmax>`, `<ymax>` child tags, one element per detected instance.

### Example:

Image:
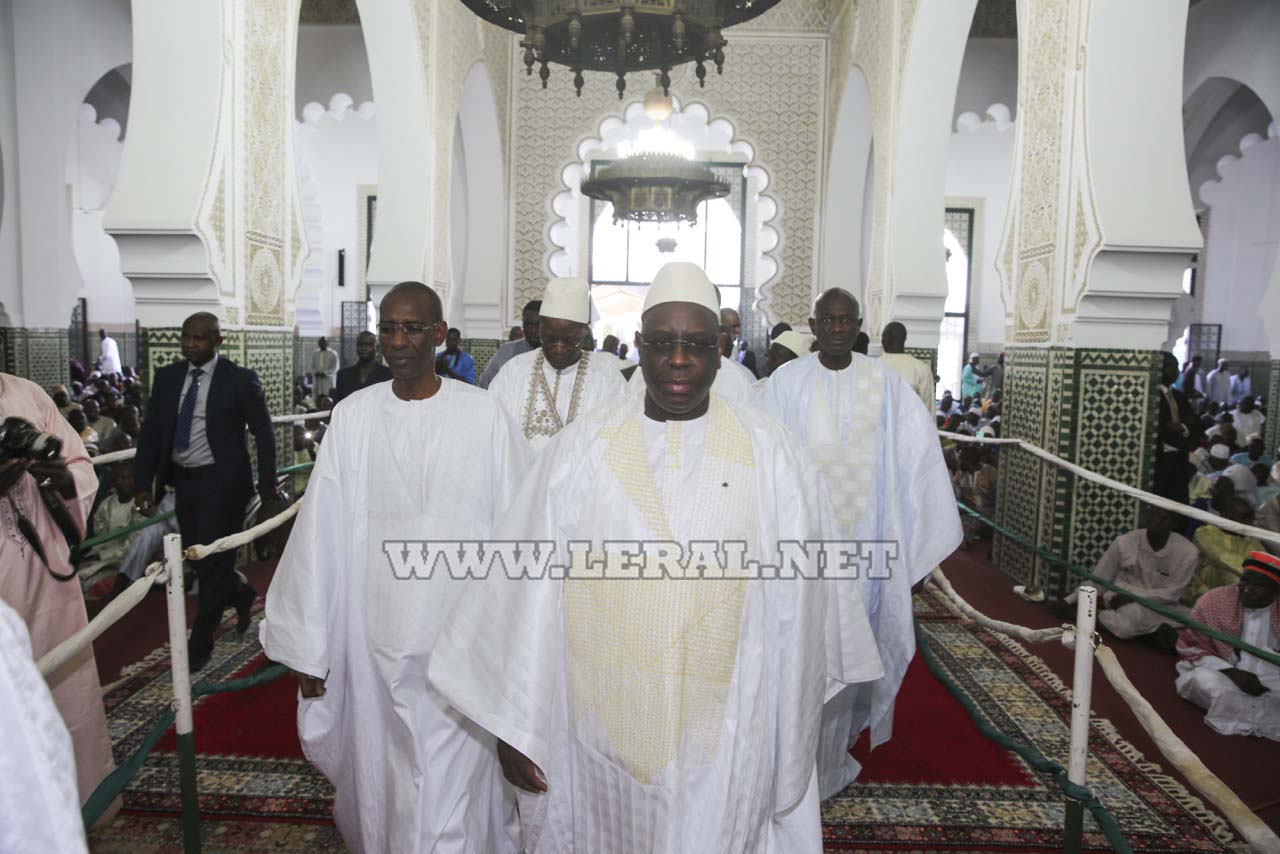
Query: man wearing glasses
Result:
<box><xmin>262</xmin><ymin>281</ymin><xmax>526</xmax><ymax>853</ymax></box>
<box><xmin>758</xmin><ymin>288</ymin><xmax>961</xmax><ymax>799</ymax></box>
<box><xmin>488</xmin><ymin>277</ymin><xmax>627</xmax><ymax>455</ymax></box>
<box><xmin>430</xmin><ymin>261</ymin><xmax>883</xmax><ymax>852</ymax></box>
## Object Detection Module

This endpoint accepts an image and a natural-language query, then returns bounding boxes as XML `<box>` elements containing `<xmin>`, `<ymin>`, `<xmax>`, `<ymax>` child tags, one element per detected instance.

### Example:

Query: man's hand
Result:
<box><xmin>28</xmin><ymin>457</ymin><xmax>74</xmax><ymax>498</ymax></box>
<box><xmin>292</xmin><ymin>670</ymin><xmax>326</xmax><ymax>699</ymax></box>
<box><xmin>134</xmin><ymin>490</ymin><xmax>154</xmax><ymax>513</ymax></box>
<box><xmin>497</xmin><ymin>740</ymin><xmax>547</xmax><ymax>793</ymax></box>
<box><xmin>1223</xmin><ymin>668</ymin><xmax>1268</xmax><ymax>697</ymax></box>
<box><xmin>1106</xmin><ymin>594</ymin><xmax>1134</xmax><ymax>611</ymax></box>
<box><xmin>0</xmin><ymin>459</ymin><xmax>29</xmax><ymax>494</ymax></box>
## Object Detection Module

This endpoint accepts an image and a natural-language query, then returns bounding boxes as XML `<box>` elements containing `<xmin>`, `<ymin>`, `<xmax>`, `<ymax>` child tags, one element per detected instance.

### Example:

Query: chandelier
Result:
<box><xmin>460</xmin><ymin>0</ymin><xmax>782</xmax><ymax>97</ymax></box>
<box><xmin>580</xmin><ymin>85</ymin><xmax>729</xmax><ymax>225</ymax></box>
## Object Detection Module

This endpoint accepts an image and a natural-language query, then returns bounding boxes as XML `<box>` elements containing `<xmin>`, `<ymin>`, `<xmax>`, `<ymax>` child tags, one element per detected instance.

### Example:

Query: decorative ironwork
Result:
<box><xmin>460</xmin><ymin>0</ymin><xmax>782</xmax><ymax>97</ymax></box>
<box><xmin>1187</xmin><ymin>323</ymin><xmax>1221</xmax><ymax>365</ymax></box>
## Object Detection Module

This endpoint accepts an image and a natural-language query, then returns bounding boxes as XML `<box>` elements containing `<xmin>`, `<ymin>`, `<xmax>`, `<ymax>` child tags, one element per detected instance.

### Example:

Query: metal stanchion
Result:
<box><xmin>1061</xmin><ymin>585</ymin><xmax>1098</xmax><ymax>854</ymax></box>
<box><xmin>163</xmin><ymin>533</ymin><xmax>202</xmax><ymax>854</ymax></box>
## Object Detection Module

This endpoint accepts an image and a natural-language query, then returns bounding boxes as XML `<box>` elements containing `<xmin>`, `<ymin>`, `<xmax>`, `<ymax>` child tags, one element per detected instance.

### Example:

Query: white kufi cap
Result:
<box><xmin>541</xmin><ymin>277</ymin><xmax>590</xmax><ymax>323</ymax></box>
<box><xmin>643</xmin><ymin>262</ymin><xmax>720</xmax><ymax>317</ymax></box>
<box><xmin>774</xmin><ymin>330</ymin><xmax>811</xmax><ymax>358</ymax></box>
<box><xmin>1209</xmin><ymin>443</ymin><xmax>1231</xmax><ymax>460</ymax></box>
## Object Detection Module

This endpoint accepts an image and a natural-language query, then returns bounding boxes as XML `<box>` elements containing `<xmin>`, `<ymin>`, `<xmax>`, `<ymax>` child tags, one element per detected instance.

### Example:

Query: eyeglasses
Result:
<box><xmin>639</xmin><ymin>335</ymin><xmax>720</xmax><ymax>355</ymax></box>
<box><xmin>378</xmin><ymin>321</ymin><xmax>434</xmax><ymax>338</ymax></box>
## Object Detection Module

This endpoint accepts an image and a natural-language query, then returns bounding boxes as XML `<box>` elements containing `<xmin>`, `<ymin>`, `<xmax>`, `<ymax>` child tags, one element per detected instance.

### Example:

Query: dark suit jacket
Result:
<box><xmin>738</xmin><ymin>348</ymin><xmax>758</xmax><ymax>379</ymax></box>
<box><xmin>333</xmin><ymin>361</ymin><xmax>393</xmax><ymax>404</ymax></box>
<box><xmin>135</xmin><ymin>355</ymin><xmax>277</xmax><ymax>501</ymax></box>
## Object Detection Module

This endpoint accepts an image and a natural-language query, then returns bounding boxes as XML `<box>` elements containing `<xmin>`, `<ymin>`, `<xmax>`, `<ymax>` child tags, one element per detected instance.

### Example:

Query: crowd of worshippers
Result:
<box><xmin>42</xmin><ymin>338</ymin><xmax>180</xmax><ymax>604</ymax></box>
<box><xmin>1013</xmin><ymin>349</ymin><xmax>1279</xmax><ymax>742</ymax></box>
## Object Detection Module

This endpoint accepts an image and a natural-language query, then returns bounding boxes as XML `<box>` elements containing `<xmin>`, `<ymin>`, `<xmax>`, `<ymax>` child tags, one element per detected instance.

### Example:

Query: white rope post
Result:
<box><xmin>1062</xmin><ymin>585</ymin><xmax>1098</xmax><ymax>854</ymax></box>
<box><xmin>163</xmin><ymin>533</ymin><xmax>202</xmax><ymax>853</ymax></box>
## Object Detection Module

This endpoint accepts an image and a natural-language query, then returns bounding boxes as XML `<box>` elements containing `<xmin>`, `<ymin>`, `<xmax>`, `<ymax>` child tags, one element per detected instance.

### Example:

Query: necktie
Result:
<box><xmin>175</xmin><ymin>368</ymin><xmax>203</xmax><ymax>452</ymax></box>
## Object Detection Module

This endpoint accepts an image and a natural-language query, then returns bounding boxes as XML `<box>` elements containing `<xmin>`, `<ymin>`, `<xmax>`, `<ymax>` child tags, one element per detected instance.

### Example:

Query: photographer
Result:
<box><xmin>0</xmin><ymin>372</ymin><xmax>117</xmax><ymax>817</ymax></box>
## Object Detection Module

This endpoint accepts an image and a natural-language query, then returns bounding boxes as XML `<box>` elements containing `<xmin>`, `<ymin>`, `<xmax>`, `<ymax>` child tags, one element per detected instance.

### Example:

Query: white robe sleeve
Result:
<box><xmin>259</xmin><ymin>407</ymin><xmax>350</xmax><ymax>679</ymax></box>
<box><xmin>428</xmin><ymin>424</ymin><xmax>588</xmax><ymax>773</ymax></box>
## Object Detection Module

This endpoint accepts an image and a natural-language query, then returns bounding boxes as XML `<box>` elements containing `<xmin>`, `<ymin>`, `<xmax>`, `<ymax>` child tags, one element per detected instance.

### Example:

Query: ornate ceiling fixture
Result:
<box><xmin>580</xmin><ymin>84</ymin><xmax>729</xmax><ymax>225</ymax></box>
<box><xmin>460</xmin><ymin>0</ymin><xmax>782</xmax><ymax>97</ymax></box>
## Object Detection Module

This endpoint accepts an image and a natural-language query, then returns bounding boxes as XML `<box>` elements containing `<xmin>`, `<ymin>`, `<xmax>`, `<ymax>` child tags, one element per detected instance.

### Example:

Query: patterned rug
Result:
<box><xmin>821</xmin><ymin>587</ymin><xmax>1239</xmax><ymax>853</ymax></box>
<box><xmin>90</xmin><ymin>587</ymin><xmax>1241</xmax><ymax>853</ymax></box>
<box><xmin>96</xmin><ymin>605</ymin><xmax>334</xmax><ymax>824</ymax></box>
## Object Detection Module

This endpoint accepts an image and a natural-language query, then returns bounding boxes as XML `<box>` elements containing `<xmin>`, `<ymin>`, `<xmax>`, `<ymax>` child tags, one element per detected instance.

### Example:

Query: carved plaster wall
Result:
<box><xmin>508</xmin><ymin>28</ymin><xmax>826</xmax><ymax>329</ymax></box>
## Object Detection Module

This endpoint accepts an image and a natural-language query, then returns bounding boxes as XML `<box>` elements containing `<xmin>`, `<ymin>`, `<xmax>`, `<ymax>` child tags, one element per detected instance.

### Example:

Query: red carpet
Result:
<box><xmin>154</xmin><ymin>655</ymin><xmax>303</xmax><ymax>760</ymax></box>
<box><xmin>96</xmin><ymin>574</ymin><xmax>1241</xmax><ymax>852</ymax></box>
<box><xmin>853</xmin><ymin>656</ymin><xmax>1034</xmax><ymax>787</ymax></box>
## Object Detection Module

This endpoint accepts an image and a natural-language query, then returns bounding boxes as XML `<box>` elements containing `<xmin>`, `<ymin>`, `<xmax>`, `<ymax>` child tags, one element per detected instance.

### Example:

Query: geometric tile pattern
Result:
<box><xmin>140</xmin><ymin>326</ymin><xmax>293</xmax><ymax>471</ymax></box>
<box><xmin>993</xmin><ymin>346</ymin><xmax>1160</xmax><ymax>598</ymax></box>
<box><xmin>461</xmin><ymin>338</ymin><xmax>500</xmax><ymax>379</ymax></box>
<box><xmin>292</xmin><ymin>336</ymin><xmax>321</xmax><ymax>380</ymax></box>
<box><xmin>0</xmin><ymin>327</ymin><xmax>72</xmax><ymax>390</ymax></box>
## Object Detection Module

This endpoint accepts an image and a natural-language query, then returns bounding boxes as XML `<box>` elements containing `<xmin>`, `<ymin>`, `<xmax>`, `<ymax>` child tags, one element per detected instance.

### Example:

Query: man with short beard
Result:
<box><xmin>758</xmin><ymin>287</ymin><xmax>960</xmax><ymax>799</ymax></box>
<box><xmin>430</xmin><ymin>262</ymin><xmax>882</xmax><ymax>853</ymax></box>
<box><xmin>489</xmin><ymin>278</ymin><xmax>626</xmax><ymax>454</ymax></box>
<box><xmin>262</xmin><ymin>282</ymin><xmax>525</xmax><ymax>853</ymax></box>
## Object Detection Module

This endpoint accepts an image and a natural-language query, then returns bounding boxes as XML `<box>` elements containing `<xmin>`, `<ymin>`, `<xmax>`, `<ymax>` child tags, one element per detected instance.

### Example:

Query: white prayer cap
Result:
<box><xmin>969</xmin><ymin>352</ymin><xmax>980</xmax><ymax>360</ymax></box>
<box><xmin>1209</xmin><ymin>443</ymin><xmax>1231</xmax><ymax>460</ymax></box>
<box><xmin>1245</xmin><ymin>432</ymin><xmax>1263</xmax><ymax>443</ymax></box>
<box><xmin>643</xmin><ymin>262</ymin><xmax>720</xmax><ymax>317</ymax></box>
<box><xmin>540</xmin><ymin>277</ymin><xmax>590</xmax><ymax>323</ymax></box>
<box><xmin>774</xmin><ymin>330</ymin><xmax>811</xmax><ymax>359</ymax></box>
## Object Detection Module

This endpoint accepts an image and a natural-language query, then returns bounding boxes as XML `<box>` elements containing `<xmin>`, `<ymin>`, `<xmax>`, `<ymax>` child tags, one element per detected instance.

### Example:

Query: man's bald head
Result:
<box><xmin>384</xmin><ymin>281</ymin><xmax>444</xmax><ymax>324</ymax></box>
<box><xmin>813</xmin><ymin>288</ymin><xmax>859</xmax><ymax>319</ymax></box>
<box><xmin>881</xmin><ymin>321</ymin><xmax>907</xmax><ymax>354</ymax></box>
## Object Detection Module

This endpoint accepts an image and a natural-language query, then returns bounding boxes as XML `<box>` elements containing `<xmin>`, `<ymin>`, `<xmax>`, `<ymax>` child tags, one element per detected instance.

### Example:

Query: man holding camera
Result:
<box><xmin>0</xmin><ymin>371</ymin><xmax>116</xmax><ymax>813</ymax></box>
<box><xmin>134</xmin><ymin>312</ymin><xmax>277</xmax><ymax>672</ymax></box>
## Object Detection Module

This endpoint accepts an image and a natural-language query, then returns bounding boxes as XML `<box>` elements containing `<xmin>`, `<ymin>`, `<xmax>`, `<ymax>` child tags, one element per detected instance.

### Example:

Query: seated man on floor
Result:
<box><xmin>1189</xmin><ymin>442</ymin><xmax>1234</xmax><ymax>501</ymax></box>
<box><xmin>1185</xmin><ymin>496</ymin><xmax>1264</xmax><ymax>605</ymax></box>
<box><xmin>78</xmin><ymin>460</ymin><xmax>143</xmax><ymax>593</ymax></box>
<box><xmin>1059</xmin><ymin>506</ymin><xmax>1197</xmax><ymax>645</ymax></box>
<box><xmin>1176</xmin><ymin>551</ymin><xmax>1280</xmax><ymax>741</ymax></box>
<box><xmin>1232</xmin><ymin>433</ymin><xmax>1273</xmax><ymax>471</ymax></box>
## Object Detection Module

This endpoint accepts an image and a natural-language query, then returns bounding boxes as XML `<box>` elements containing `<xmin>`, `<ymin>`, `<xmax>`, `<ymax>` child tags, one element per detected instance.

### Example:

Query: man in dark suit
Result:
<box><xmin>134</xmin><ymin>312</ymin><xmax>277</xmax><ymax>671</ymax></box>
<box><xmin>720</xmin><ymin>307</ymin><xmax>758</xmax><ymax>378</ymax></box>
<box><xmin>332</xmin><ymin>330</ymin><xmax>392</xmax><ymax>404</ymax></box>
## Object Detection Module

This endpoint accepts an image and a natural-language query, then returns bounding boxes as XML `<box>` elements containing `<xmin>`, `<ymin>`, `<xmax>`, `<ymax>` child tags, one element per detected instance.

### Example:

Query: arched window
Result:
<box><xmin>587</xmin><ymin>161</ymin><xmax>746</xmax><ymax>314</ymax></box>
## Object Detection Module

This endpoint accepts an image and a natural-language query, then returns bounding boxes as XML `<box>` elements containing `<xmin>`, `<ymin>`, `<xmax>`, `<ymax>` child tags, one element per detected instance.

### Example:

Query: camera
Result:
<box><xmin>0</xmin><ymin>416</ymin><xmax>64</xmax><ymax>463</ymax></box>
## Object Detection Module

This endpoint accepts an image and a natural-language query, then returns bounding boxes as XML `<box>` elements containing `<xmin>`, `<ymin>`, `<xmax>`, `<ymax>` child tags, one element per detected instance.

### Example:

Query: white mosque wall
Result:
<box><xmin>70</xmin><ymin>105</ymin><xmax>134</xmax><ymax>325</ymax></box>
<box><xmin>1199</xmin><ymin>124</ymin><xmax>1280</xmax><ymax>358</ymax></box>
<box><xmin>946</xmin><ymin>104</ymin><xmax>1015</xmax><ymax>352</ymax></box>
<box><xmin>452</xmin><ymin>61</ymin><xmax>507</xmax><ymax>340</ymax></box>
<box><xmin>293</xmin><ymin>97</ymin><xmax>378</xmax><ymax>335</ymax></box>
<box><xmin>1185</xmin><ymin>0</ymin><xmax>1280</xmax><ymax>132</ymax></box>
<box><xmin>821</xmin><ymin>68</ymin><xmax>873</xmax><ymax>305</ymax></box>
<box><xmin>4</xmin><ymin>0</ymin><xmax>131</xmax><ymax>329</ymax></box>
<box><xmin>0</xmin><ymin>0</ymin><xmax>19</xmax><ymax>325</ymax></box>
<box><xmin>951</xmin><ymin>38</ymin><xmax>1018</xmax><ymax>130</ymax></box>
<box><xmin>296</xmin><ymin>25</ymin><xmax>373</xmax><ymax>121</ymax></box>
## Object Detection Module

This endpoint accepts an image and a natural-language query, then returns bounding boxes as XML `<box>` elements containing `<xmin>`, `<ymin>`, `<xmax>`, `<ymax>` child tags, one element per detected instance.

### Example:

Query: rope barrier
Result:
<box><xmin>38</xmin><ymin>562</ymin><xmax>167</xmax><ymax>677</ymax></box>
<box><xmin>924</xmin><ymin>570</ymin><xmax>1279</xmax><ymax>853</ymax></box>
<box><xmin>956</xmin><ymin>502</ymin><xmax>1280</xmax><ymax>669</ymax></box>
<box><xmin>930</xmin><ymin>566</ymin><xmax>1066</xmax><ymax>644</ymax></box>
<box><xmin>184</xmin><ymin>500</ymin><xmax>301</xmax><ymax>561</ymax></box>
<box><xmin>89</xmin><ymin>410</ymin><xmax>331</xmax><ymax>465</ymax></box>
<box><xmin>942</xmin><ymin>431</ymin><xmax>1280</xmax><ymax>548</ymax></box>
<box><xmin>914</xmin><ymin>622</ymin><xmax>1133</xmax><ymax>853</ymax></box>
<box><xmin>1093</xmin><ymin>645</ymin><xmax>1280</xmax><ymax>854</ymax></box>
